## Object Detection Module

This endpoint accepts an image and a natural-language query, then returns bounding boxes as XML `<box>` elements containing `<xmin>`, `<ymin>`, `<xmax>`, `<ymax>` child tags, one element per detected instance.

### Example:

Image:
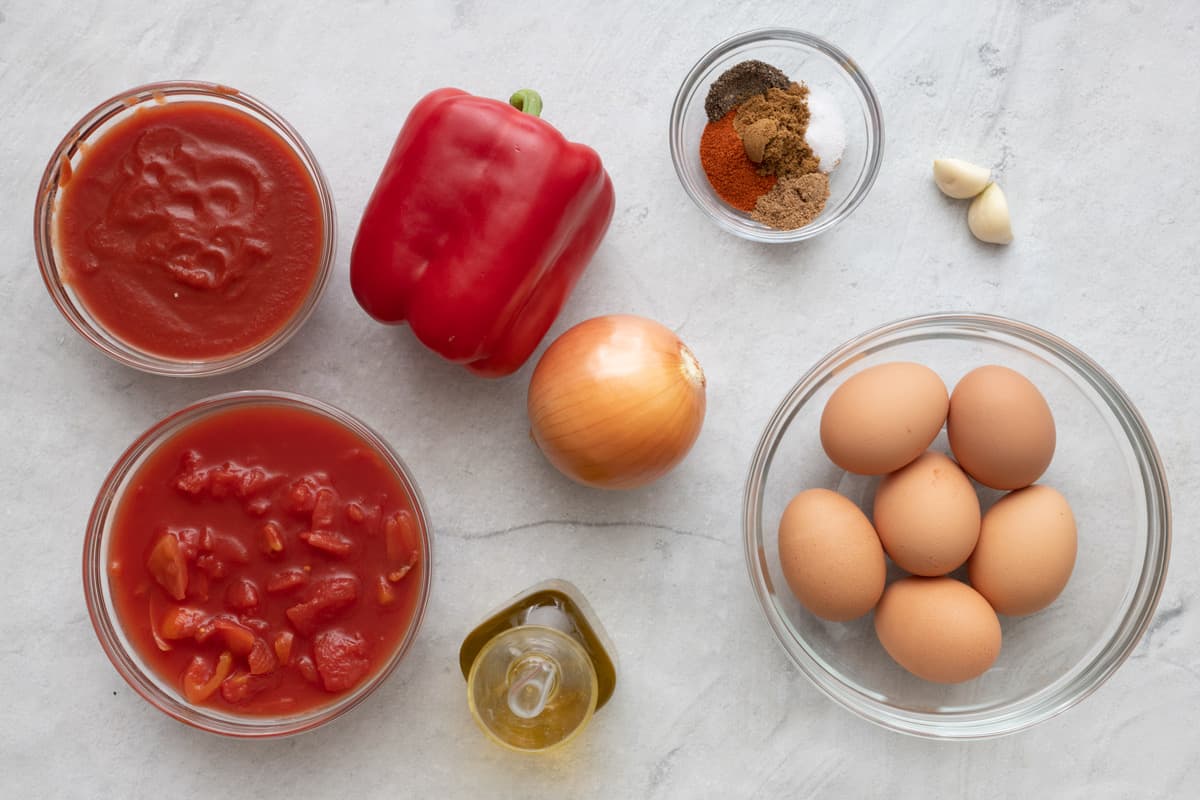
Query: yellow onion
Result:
<box><xmin>527</xmin><ymin>314</ymin><xmax>706</xmax><ymax>489</ymax></box>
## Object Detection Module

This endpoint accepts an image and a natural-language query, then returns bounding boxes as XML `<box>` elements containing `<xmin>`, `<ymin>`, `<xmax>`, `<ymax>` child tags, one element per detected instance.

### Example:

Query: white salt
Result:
<box><xmin>805</xmin><ymin>87</ymin><xmax>846</xmax><ymax>173</ymax></box>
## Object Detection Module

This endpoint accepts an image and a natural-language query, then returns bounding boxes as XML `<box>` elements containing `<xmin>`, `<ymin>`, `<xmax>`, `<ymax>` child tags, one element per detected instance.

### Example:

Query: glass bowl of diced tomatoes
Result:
<box><xmin>82</xmin><ymin>391</ymin><xmax>431</xmax><ymax>737</ymax></box>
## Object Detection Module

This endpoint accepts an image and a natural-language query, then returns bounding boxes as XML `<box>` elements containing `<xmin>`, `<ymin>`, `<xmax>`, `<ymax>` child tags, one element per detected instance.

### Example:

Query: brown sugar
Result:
<box><xmin>734</xmin><ymin>83</ymin><xmax>821</xmax><ymax>178</ymax></box>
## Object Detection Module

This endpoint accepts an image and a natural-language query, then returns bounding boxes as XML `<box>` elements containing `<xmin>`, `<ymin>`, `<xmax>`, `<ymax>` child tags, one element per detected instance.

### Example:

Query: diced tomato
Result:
<box><xmin>285</xmin><ymin>476</ymin><xmax>321</xmax><ymax>515</ymax></box>
<box><xmin>261</xmin><ymin>522</ymin><xmax>285</xmax><ymax>556</ymax></box>
<box><xmin>174</xmin><ymin>527</ymin><xmax>205</xmax><ymax>561</ymax></box>
<box><xmin>274</xmin><ymin>631</ymin><xmax>295</xmax><ymax>665</ymax></box>
<box><xmin>195</xmin><ymin>553</ymin><xmax>226</xmax><ymax>579</ymax></box>
<box><xmin>312</xmin><ymin>629</ymin><xmax>371</xmax><ymax>692</ymax></box>
<box><xmin>384</xmin><ymin>510</ymin><xmax>419</xmax><ymax>564</ymax></box>
<box><xmin>173</xmin><ymin>450</ymin><xmax>207</xmax><ymax>496</ymax></box>
<box><xmin>210</xmin><ymin>532</ymin><xmax>250</xmax><ymax>564</ymax></box>
<box><xmin>247</xmin><ymin>637</ymin><xmax>278</xmax><ymax>675</ymax></box>
<box><xmin>294</xmin><ymin>655</ymin><xmax>320</xmax><ymax>685</ymax></box>
<box><xmin>345</xmin><ymin>502</ymin><xmax>365</xmax><ymax>523</ymax></box>
<box><xmin>196</xmin><ymin>616</ymin><xmax>256</xmax><ymax>656</ymax></box>
<box><xmin>386</xmin><ymin>566</ymin><xmax>412</xmax><ymax>583</ymax></box>
<box><xmin>285</xmin><ymin>576</ymin><xmax>359</xmax><ymax>636</ymax></box>
<box><xmin>149</xmin><ymin>597</ymin><xmax>172</xmax><ymax>652</ymax></box>
<box><xmin>224</xmin><ymin>577</ymin><xmax>261</xmax><ymax>612</ymax></box>
<box><xmin>376</xmin><ymin>574</ymin><xmax>395</xmax><ymax>606</ymax></box>
<box><xmin>220</xmin><ymin>669</ymin><xmax>283</xmax><ymax>704</ymax></box>
<box><xmin>182</xmin><ymin>651</ymin><xmax>233</xmax><ymax>704</ymax></box>
<box><xmin>311</xmin><ymin>487</ymin><xmax>339</xmax><ymax>530</ymax></box>
<box><xmin>146</xmin><ymin>533</ymin><xmax>188</xmax><ymax>601</ymax></box>
<box><xmin>266</xmin><ymin>567</ymin><xmax>309</xmax><ymax>594</ymax></box>
<box><xmin>299</xmin><ymin>530</ymin><xmax>354</xmax><ymax>558</ymax></box>
<box><xmin>160</xmin><ymin>606</ymin><xmax>207</xmax><ymax>639</ymax></box>
<box><xmin>241</xmin><ymin>617</ymin><xmax>270</xmax><ymax>635</ymax></box>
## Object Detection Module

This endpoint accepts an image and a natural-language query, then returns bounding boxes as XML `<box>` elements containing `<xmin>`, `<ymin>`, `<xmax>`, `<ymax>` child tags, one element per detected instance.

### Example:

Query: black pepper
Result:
<box><xmin>703</xmin><ymin>60</ymin><xmax>792</xmax><ymax>122</ymax></box>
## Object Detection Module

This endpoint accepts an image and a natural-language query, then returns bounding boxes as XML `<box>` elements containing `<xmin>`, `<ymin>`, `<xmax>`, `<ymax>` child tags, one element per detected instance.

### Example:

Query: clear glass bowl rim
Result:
<box><xmin>669</xmin><ymin>27</ymin><xmax>885</xmax><ymax>243</ymax></box>
<box><xmin>742</xmin><ymin>312</ymin><xmax>1171</xmax><ymax>739</ymax></box>
<box><xmin>34</xmin><ymin>80</ymin><xmax>337</xmax><ymax>377</ymax></box>
<box><xmin>82</xmin><ymin>390</ymin><xmax>433</xmax><ymax>738</ymax></box>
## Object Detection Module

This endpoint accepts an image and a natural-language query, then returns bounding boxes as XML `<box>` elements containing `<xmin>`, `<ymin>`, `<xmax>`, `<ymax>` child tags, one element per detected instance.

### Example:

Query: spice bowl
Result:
<box><xmin>670</xmin><ymin>29</ymin><xmax>883</xmax><ymax>243</ymax></box>
<box><xmin>743</xmin><ymin>313</ymin><xmax>1170</xmax><ymax>738</ymax></box>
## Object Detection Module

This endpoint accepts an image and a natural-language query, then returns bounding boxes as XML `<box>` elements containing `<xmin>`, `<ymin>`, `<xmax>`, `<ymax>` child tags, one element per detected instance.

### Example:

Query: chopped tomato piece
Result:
<box><xmin>299</xmin><ymin>530</ymin><xmax>354</xmax><ymax>558</ymax></box>
<box><xmin>173</xmin><ymin>450</ymin><xmax>207</xmax><ymax>496</ymax></box>
<box><xmin>311</xmin><ymin>487</ymin><xmax>339</xmax><ymax>530</ymax></box>
<box><xmin>274</xmin><ymin>631</ymin><xmax>295</xmax><ymax>665</ymax></box>
<box><xmin>376</xmin><ymin>575</ymin><xmax>395</xmax><ymax>606</ymax></box>
<box><xmin>149</xmin><ymin>599</ymin><xmax>172</xmax><ymax>652</ymax></box>
<box><xmin>261</xmin><ymin>522</ymin><xmax>285</xmax><ymax>556</ymax></box>
<box><xmin>294</xmin><ymin>655</ymin><xmax>320</xmax><ymax>685</ymax></box>
<box><xmin>209</xmin><ymin>532</ymin><xmax>250</xmax><ymax>564</ymax></box>
<box><xmin>247</xmin><ymin>637</ymin><xmax>278</xmax><ymax>675</ymax></box>
<box><xmin>266</xmin><ymin>567</ymin><xmax>309</xmax><ymax>594</ymax></box>
<box><xmin>384</xmin><ymin>509</ymin><xmax>420</xmax><ymax>564</ymax></box>
<box><xmin>285</xmin><ymin>475</ymin><xmax>321</xmax><ymax>515</ymax></box>
<box><xmin>313</xmin><ymin>629</ymin><xmax>371</xmax><ymax>692</ymax></box>
<box><xmin>174</xmin><ymin>527</ymin><xmax>205</xmax><ymax>561</ymax></box>
<box><xmin>196</xmin><ymin>616</ymin><xmax>256</xmax><ymax>656</ymax></box>
<box><xmin>182</xmin><ymin>651</ymin><xmax>233</xmax><ymax>704</ymax></box>
<box><xmin>195</xmin><ymin>553</ymin><xmax>227</xmax><ymax>579</ymax></box>
<box><xmin>224</xmin><ymin>578</ymin><xmax>261</xmax><ymax>612</ymax></box>
<box><xmin>241</xmin><ymin>617</ymin><xmax>270</xmax><ymax>635</ymax></box>
<box><xmin>285</xmin><ymin>576</ymin><xmax>359</xmax><ymax>636</ymax></box>
<box><xmin>345</xmin><ymin>502</ymin><xmax>365</xmax><ymax>523</ymax></box>
<box><xmin>386</xmin><ymin>566</ymin><xmax>412</xmax><ymax>583</ymax></box>
<box><xmin>220</xmin><ymin>669</ymin><xmax>283</xmax><ymax>704</ymax></box>
<box><xmin>160</xmin><ymin>606</ymin><xmax>207</xmax><ymax>639</ymax></box>
<box><xmin>146</xmin><ymin>533</ymin><xmax>188</xmax><ymax>601</ymax></box>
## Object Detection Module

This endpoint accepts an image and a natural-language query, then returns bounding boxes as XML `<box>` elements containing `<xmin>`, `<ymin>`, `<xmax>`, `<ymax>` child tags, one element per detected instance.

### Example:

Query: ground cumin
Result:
<box><xmin>752</xmin><ymin>172</ymin><xmax>830</xmax><ymax>229</ymax></box>
<box><xmin>699</xmin><ymin>109</ymin><xmax>777</xmax><ymax>211</ymax></box>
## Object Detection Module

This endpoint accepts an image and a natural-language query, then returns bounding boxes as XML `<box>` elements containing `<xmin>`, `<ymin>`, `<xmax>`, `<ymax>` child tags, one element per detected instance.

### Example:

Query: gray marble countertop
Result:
<box><xmin>2</xmin><ymin>1</ymin><xmax>1197</xmax><ymax>797</ymax></box>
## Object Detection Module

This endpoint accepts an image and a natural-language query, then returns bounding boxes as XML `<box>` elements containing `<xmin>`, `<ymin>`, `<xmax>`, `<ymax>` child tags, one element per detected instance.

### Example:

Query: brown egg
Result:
<box><xmin>948</xmin><ymin>365</ymin><xmax>1055</xmax><ymax>490</ymax></box>
<box><xmin>874</xmin><ymin>577</ymin><xmax>1002</xmax><ymax>683</ymax></box>
<box><xmin>778</xmin><ymin>489</ymin><xmax>887</xmax><ymax>622</ymax></box>
<box><xmin>969</xmin><ymin>485</ymin><xmax>1077</xmax><ymax>616</ymax></box>
<box><xmin>872</xmin><ymin>452</ymin><xmax>981</xmax><ymax>576</ymax></box>
<box><xmin>820</xmin><ymin>362</ymin><xmax>949</xmax><ymax>475</ymax></box>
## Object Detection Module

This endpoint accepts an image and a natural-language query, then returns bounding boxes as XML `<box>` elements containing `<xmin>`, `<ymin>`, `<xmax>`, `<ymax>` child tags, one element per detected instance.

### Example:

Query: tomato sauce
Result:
<box><xmin>56</xmin><ymin>101</ymin><xmax>323</xmax><ymax>360</ymax></box>
<box><xmin>107</xmin><ymin>403</ymin><xmax>424</xmax><ymax>716</ymax></box>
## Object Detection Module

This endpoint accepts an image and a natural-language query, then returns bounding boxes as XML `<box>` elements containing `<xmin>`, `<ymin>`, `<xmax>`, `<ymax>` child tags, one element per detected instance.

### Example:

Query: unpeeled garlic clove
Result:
<box><xmin>933</xmin><ymin>158</ymin><xmax>991</xmax><ymax>199</ymax></box>
<box><xmin>967</xmin><ymin>183</ymin><xmax>1013</xmax><ymax>245</ymax></box>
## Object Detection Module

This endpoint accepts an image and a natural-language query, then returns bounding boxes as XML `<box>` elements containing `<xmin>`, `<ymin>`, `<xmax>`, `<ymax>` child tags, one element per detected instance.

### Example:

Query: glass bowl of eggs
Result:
<box><xmin>669</xmin><ymin>28</ymin><xmax>884</xmax><ymax>243</ymax></box>
<box><xmin>743</xmin><ymin>312</ymin><xmax>1170</xmax><ymax>738</ymax></box>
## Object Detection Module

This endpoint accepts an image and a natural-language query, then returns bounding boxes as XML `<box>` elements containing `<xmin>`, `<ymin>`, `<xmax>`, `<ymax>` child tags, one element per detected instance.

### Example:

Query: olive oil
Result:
<box><xmin>460</xmin><ymin>580</ymin><xmax>616</xmax><ymax>752</ymax></box>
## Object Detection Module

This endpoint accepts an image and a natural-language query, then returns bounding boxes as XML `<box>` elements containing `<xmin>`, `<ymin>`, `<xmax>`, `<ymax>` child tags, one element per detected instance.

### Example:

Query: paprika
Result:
<box><xmin>699</xmin><ymin>109</ymin><xmax>776</xmax><ymax>212</ymax></box>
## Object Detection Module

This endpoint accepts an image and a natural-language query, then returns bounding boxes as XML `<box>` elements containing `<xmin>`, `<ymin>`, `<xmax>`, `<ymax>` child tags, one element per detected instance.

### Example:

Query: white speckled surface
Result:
<box><xmin>1</xmin><ymin>1</ymin><xmax>1197</xmax><ymax>796</ymax></box>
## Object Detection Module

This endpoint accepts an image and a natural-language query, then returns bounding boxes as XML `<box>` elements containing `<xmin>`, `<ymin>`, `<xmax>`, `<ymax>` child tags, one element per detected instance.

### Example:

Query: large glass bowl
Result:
<box><xmin>743</xmin><ymin>313</ymin><xmax>1170</xmax><ymax>738</ymax></box>
<box><xmin>83</xmin><ymin>391</ymin><xmax>432</xmax><ymax>737</ymax></box>
<box><xmin>670</xmin><ymin>28</ymin><xmax>883</xmax><ymax>243</ymax></box>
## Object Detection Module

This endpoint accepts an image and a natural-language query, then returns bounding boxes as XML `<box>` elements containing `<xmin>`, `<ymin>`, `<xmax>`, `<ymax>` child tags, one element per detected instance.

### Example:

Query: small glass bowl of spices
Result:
<box><xmin>670</xmin><ymin>29</ymin><xmax>883</xmax><ymax>243</ymax></box>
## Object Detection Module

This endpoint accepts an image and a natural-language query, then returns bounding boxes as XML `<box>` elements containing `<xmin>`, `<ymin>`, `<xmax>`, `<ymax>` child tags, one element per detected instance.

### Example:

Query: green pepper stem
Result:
<box><xmin>509</xmin><ymin>89</ymin><xmax>543</xmax><ymax>118</ymax></box>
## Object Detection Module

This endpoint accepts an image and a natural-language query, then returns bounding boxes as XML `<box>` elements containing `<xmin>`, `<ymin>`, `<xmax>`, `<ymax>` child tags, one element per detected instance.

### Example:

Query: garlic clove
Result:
<box><xmin>933</xmin><ymin>158</ymin><xmax>991</xmax><ymax>199</ymax></box>
<box><xmin>967</xmin><ymin>183</ymin><xmax>1014</xmax><ymax>245</ymax></box>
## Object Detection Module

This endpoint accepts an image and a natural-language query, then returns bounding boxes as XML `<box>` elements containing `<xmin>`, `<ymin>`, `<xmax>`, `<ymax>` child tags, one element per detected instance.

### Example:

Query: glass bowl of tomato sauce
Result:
<box><xmin>83</xmin><ymin>391</ymin><xmax>431</xmax><ymax>737</ymax></box>
<box><xmin>35</xmin><ymin>81</ymin><xmax>335</xmax><ymax>376</ymax></box>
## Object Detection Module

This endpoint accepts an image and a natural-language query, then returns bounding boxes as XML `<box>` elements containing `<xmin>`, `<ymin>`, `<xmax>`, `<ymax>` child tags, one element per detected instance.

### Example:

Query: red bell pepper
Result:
<box><xmin>350</xmin><ymin>88</ymin><xmax>615</xmax><ymax>377</ymax></box>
